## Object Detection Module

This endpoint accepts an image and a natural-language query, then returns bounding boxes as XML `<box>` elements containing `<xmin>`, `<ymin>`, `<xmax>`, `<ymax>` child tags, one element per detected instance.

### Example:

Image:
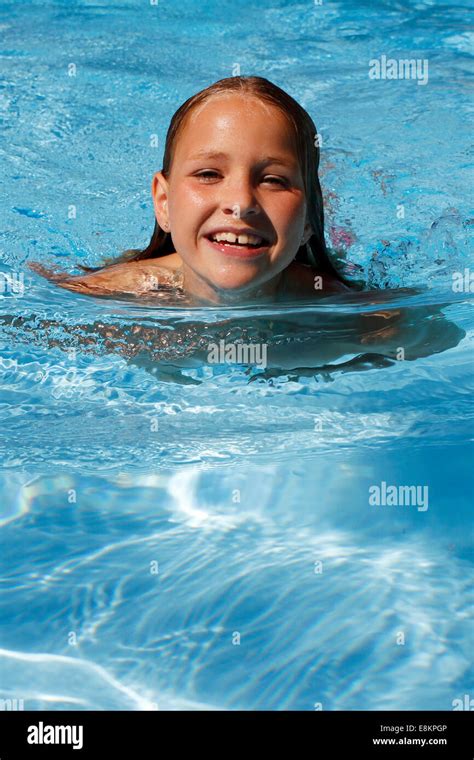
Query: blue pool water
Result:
<box><xmin>1</xmin><ymin>0</ymin><xmax>473</xmax><ymax>710</ymax></box>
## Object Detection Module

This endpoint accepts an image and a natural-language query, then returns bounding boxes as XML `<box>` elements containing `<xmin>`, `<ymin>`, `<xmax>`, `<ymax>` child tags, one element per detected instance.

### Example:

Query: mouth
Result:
<box><xmin>203</xmin><ymin>231</ymin><xmax>271</xmax><ymax>259</ymax></box>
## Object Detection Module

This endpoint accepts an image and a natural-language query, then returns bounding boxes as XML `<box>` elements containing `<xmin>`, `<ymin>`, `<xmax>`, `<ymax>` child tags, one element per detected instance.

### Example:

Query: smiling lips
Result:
<box><xmin>210</xmin><ymin>230</ymin><xmax>265</xmax><ymax>245</ymax></box>
<box><xmin>204</xmin><ymin>228</ymin><xmax>271</xmax><ymax>259</ymax></box>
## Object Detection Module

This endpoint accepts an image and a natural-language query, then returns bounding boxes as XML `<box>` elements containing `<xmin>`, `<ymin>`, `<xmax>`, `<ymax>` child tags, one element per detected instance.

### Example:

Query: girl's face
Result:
<box><xmin>152</xmin><ymin>93</ymin><xmax>312</xmax><ymax>303</ymax></box>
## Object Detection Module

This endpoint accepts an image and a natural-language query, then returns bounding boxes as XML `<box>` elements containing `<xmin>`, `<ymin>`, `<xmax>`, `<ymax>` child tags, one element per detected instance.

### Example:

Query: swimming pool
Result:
<box><xmin>1</xmin><ymin>0</ymin><xmax>473</xmax><ymax>711</ymax></box>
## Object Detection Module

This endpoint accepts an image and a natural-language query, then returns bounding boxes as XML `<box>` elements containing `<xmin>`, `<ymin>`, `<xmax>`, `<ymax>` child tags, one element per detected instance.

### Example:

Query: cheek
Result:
<box><xmin>168</xmin><ymin>190</ymin><xmax>208</xmax><ymax>256</ymax></box>
<box><xmin>169</xmin><ymin>183</ymin><xmax>210</xmax><ymax>219</ymax></box>
<box><xmin>274</xmin><ymin>198</ymin><xmax>306</xmax><ymax>240</ymax></box>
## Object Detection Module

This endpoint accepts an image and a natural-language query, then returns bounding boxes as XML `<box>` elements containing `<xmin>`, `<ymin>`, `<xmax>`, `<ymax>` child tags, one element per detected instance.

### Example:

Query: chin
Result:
<box><xmin>203</xmin><ymin>264</ymin><xmax>267</xmax><ymax>291</ymax></box>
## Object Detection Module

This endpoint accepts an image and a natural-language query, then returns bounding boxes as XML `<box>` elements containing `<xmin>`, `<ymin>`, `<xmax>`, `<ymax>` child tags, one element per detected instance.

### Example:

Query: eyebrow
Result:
<box><xmin>185</xmin><ymin>150</ymin><xmax>295</xmax><ymax>166</ymax></box>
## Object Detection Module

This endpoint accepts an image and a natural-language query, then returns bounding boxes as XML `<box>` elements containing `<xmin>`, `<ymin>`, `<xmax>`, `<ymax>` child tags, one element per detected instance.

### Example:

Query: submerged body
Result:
<box><xmin>12</xmin><ymin>266</ymin><xmax>468</xmax><ymax>383</ymax></box>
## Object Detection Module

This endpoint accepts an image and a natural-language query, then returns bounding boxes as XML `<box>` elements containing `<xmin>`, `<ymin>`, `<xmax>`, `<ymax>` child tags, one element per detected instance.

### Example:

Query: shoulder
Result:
<box><xmin>282</xmin><ymin>261</ymin><xmax>351</xmax><ymax>297</ymax></box>
<box><xmin>33</xmin><ymin>258</ymin><xmax>183</xmax><ymax>296</ymax></box>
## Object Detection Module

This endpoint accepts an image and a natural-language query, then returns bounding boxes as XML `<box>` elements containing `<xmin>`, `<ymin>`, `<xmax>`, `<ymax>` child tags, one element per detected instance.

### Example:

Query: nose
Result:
<box><xmin>220</xmin><ymin>172</ymin><xmax>260</xmax><ymax>218</ymax></box>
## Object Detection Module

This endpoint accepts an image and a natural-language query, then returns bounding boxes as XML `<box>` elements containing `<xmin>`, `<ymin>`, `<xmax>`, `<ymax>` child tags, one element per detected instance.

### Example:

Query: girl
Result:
<box><xmin>29</xmin><ymin>75</ymin><xmax>353</xmax><ymax>305</ymax></box>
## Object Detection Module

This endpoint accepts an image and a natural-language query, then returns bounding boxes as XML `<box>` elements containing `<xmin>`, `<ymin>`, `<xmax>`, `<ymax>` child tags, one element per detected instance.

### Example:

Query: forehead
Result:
<box><xmin>174</xmin><ymin>93</ymin><xmax>298</xmax><ymax>162</ymax></box>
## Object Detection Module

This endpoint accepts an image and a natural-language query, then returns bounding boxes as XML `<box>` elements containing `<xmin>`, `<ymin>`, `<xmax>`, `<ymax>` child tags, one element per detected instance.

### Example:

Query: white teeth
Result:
<box><xmin>211</xmin><ymin>232</ymin><xmax>263</xmax><ymax>246</ymax></box>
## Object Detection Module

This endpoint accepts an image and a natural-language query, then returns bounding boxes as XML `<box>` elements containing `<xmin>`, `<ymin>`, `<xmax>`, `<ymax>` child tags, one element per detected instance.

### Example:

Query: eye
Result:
<box><xmin>193</xmin><ymin>171</ymin><xmax>289</xmax><ymax>186</ymax></box>
<box><xmin>194</xmin><ymin>170</ymin><xmax>220</xmax><ymax>181</ymax></box>
<box><xmin>263</xmin><ymin>175</ymin><xmax>289</xmax><ymax>187</ymax></box>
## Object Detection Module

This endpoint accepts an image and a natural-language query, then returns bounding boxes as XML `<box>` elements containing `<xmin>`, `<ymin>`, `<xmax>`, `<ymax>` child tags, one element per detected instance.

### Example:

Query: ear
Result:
<box><xmin>151</xmin><ymin>171</ymin><xmax>170</xmax><ymax>231</ymax></box>
<box><xmin>301</xmin><ymin>220</ymin><xmax>313</xmax><ymax>246</ymax></box>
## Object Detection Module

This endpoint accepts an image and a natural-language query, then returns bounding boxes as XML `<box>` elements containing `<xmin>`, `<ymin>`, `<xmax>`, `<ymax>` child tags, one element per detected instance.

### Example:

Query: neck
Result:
<box><xmin>181</xmin><ymin>264</ymin><xmax>285</xmax><ymax>306</ymax></box>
